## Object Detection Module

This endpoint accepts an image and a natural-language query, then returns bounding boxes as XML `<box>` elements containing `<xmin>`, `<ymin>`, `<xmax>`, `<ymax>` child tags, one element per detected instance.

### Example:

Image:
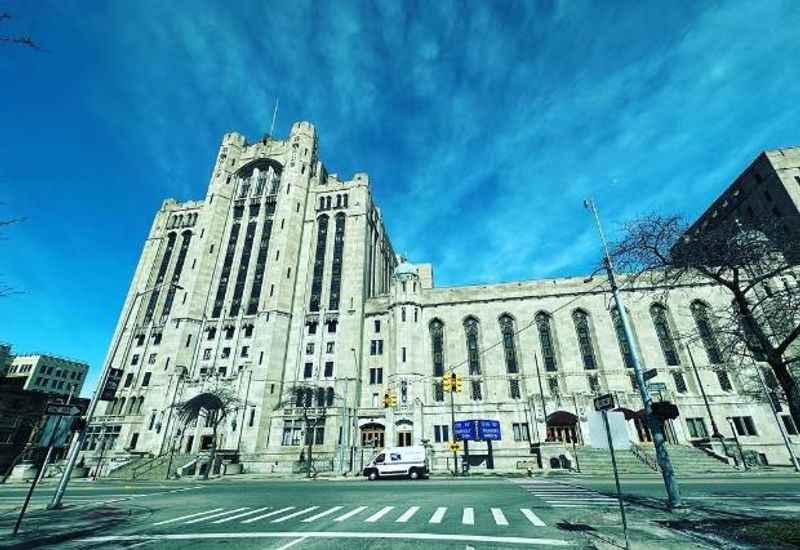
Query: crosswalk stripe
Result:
<box><xmin>272</xmin><ymin>506</ymin><xmax>319</xmax><ymax>523</ymax></box>
<box><xmin>212</xmin><ymin>507</ymin><xmax>270</xmax><ymax>523</ymax></box>
<box><xmin>462</xmin><ymin>507</ymin><xmax>474</xmax><ymax>525</ymax></box>
<box><xmin>396</xmin><ymin>506</ymin><xmax>419</xmax><ymax>523</ymax></box>
<box><xmin>334</xmin><ymin>506</ymin><xmax>368</xmax><ymax>522</ymax></box>
<box><xmin>521</xmin><ymin>508</ymin><xmax>546</xmax><ymax>527</ymax></box>
<box><xmin>153</xmin><ymin>508</ymin><xmax>224</xmax><ymax>526</ymax></box>
<box><xmin>365</xmin><ymin>506</ymin><xmax>394</xmax><ymax>523</ymax></box>
<box><xmin>185</xmin><ymin>507</ymin><xmax>249</xmax><ymax>524</ymax></box>
<box><xmin>241</xmin><ymin>506</ymin><xmax>295</xmax><ymax>524</ymax></box>
<box><xmin>429</xmin><ymin>507</ymin><xmax>447</xmax><ymax>524</ymax></box>
<box><xmin>301</xmin><ymin>506</ymin><xmax>344</xmax><ymax>523</ymax></box>
<box><xmin>491</xmin><ymin>508</ymin><xmax>508</xmax><ymax>526</ymax></box>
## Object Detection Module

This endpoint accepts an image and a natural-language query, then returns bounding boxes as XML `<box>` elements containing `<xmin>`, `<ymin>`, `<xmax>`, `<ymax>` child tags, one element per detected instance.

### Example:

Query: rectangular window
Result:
<box><xmin>782</xmin><ymin>415</ymin><xmax>799</xmax><ymax>436</ymax></box>
<box><xmin>148</xmin><ymin>353</ymin><xmax>157</xmax><ymax>365</ymax></box>
<box><xmin>221</xmin><ymin>347</ymin><xmax>231</xmax><ymax>359</ymax></box>
<box><xmin>369</xmin><ymin>367</ymin><xmax>383</xmax><ymax>385</ymax></box>
<box><xmin>433</xmin><ymin>424</ymin><xmax>450</xmax><ymax>443</ymax></box>
<box><xmin>512</xmin><ymin>422</ymin><xmax>530</xmax><ymax>442</ymax></box>
<box><xmin>686</xmin><ymin>417</ymin><xmax>708</xmax><ymax>439</ymax></box>
<box><xmin>281</xmin><ymin>420</ymin><xmax>303</xmax><ymax>446</ymax></box>
<box><xmin>370</xmin><ymin>340</ymin><xmax>384</xmax><ymax>355</ymax></box>
<box><xmin>124</xmin><ymin>373</ymin><xmax>134</xmax><ymax>387</ymax></box>
<box><xmin>509</xmin><ymin>378</ymin><xmax>521</xmax><ymax>399</ymax></box>
<box><xmin>471</xmin><ymin>380</ymin><xmax>482</xmax><ymax>401</ymax></box>
<box><xmin>218</xmin><ymin>366</ymin><xmax>227</xmax><ymax>377</ymax></box>
<box><xmin>324</xmin><ymin>361</ymin><xmax>334</xmax><ymax>377</ymax></box>
<box><xmin>131</xmin><ymin>354</ymin><xmax>140</xmax><ymax>366</ymax></box>
<box><xmin>248</xmin><ymin>408</ymin><xmax>255</xmax><ymax>427</ymax></box>
<box><xmin>306</xmin><ymin>343</ymin><xmax>314</xmax><ymax>355</ymax></box>
<box><xmin>402</xmin><ymin>347</ymin><xmax>407</xmax><ymax>363</ymax></box>
<box><xmin>203</xmin><ymin>348</ymin><xmax>211</xmax><ymax>360</ymax></box>
<box><xmin>142</xmin><ymin>372</ymin><xmax>151</xmax><ymax>387</ymax></box>
<box><xmin>434</xmin><ymin>382</ymin><xmax>444</xmax><ymax>402</ymax></box>
<box><xmin>326</xmin><ymin>342</ymin><xmax>335</xmax><ymax>354</ymax></box>
<box><xmin>672</xmin><ymin>371</ymin><xmax>687</xmax><ymax>393</ymax></box>
<box><xmin>207</xmin><ymin>327</ymin><xmax>216</xmax><ymax>340</ymax></box>
<box><xmin>731</xmin><ymin>416</ymin><xmax>757</xmax><ymax>436</ymax></box>
<box><xmin>241</xmin><ymin>346</ymin><xmax>249</xmax><ymax>357</ymax></box>
<box><xmin>259</xmin><ymin>351</ymin><xmax>264</xmax><ymax>365</ymax></box>
<box><xmin>374</xmin><ymin>320</ymin><xmax>381</xmax><ymax>333</ymax></box>
<box><xmin>307</xmin><ymin>322</ymin><xmax>318</xmax><ymax>335</ymax></box>
<box><xmin>327</xmin><ymin>320</ymin><xmax>337</xmax><ymax>333</ymax></box>
<box><xmin>304</xmin><ymin>363</ymin><xmax>313</xmax><ymax>378</ymax></box>
<box><xmin>185</xmin><ymin>334</ymin><xmax>192</xmax><ymax>348</ymax></box>
<box><xmin>152</xmin><ymin>333</ymin><xmax>162</xmax><ymax>345</ymax></box>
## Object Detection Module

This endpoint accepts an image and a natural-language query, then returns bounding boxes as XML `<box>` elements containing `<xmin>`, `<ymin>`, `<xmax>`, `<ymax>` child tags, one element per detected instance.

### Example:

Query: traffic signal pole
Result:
<box><xmin>585</xmin><ymin>199</ymin><xmax>681</xmax><ymax>509</ymax></box>
<box><xmin>449</xmin><ymin>377</ymin><xmax>458</xmax><ymax>476</ymax></box>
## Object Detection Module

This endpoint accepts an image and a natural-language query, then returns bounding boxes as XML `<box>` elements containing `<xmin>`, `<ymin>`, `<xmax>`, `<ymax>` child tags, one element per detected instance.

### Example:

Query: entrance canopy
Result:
<box><xmin>546</xmin><ymin>411</ymin><xmax>577</xmax><ymax>426</ymax></box>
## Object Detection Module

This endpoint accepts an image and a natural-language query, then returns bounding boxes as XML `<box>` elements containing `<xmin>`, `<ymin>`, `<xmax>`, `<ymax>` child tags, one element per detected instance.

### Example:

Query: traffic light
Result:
<box><xmin>382</xmin><ymin>392</ymin><xmax>390</xmax><ymax>408</ymax></box>
<box><xmin>454</xmin><ymin>375</ymin><xmax>463</xmax><ymax>393</ymax></box>
<box><xmin>442</xmin><ymin>375</ymin><xmax>452</xmax><ymax>392</ymax></box>
<box><xmin>382</xmin><ymin>391</ymin><xmax>397</xmax><ymax>408</ymax></box>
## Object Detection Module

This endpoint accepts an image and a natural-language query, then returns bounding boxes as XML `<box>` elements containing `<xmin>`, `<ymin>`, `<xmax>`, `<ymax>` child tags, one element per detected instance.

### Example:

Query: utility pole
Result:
<box><xmin>533</xmin><ymin>353</ymin><xmax>548</xmax><ymax>439</ymax></box>
<box><xmin>49</xmin><ymin>281</ymin><xmax>183</xmax><ymax>510</ymax></box>
<box><xmin>584</xmin><ymin>198</ymin><xmax>681</xmax><ymax>509</ymax></box>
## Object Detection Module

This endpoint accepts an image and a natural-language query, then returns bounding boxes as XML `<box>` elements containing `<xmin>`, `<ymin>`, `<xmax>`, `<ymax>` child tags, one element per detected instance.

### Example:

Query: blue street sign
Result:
<box><xmin>477</xmin><ymin>419</ymin><xmax>502</xmax><ymax>441</ymax></box>
<box><xmin>453</xmin><ymin>420</ymin><xmax>478</xmax><ymax>441</ymax></box>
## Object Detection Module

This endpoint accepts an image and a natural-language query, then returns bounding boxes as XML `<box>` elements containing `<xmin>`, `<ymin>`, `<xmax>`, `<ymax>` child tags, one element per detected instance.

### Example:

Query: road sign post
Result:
<box><xmin>13</xmin><ymin>417</ymin><xmax>60</xmax><ymax>535</ymax></box>
<box><xmin>594</xmin><ymin>394</ymin><xmax>630</xmax><ymax>550</ymax></box>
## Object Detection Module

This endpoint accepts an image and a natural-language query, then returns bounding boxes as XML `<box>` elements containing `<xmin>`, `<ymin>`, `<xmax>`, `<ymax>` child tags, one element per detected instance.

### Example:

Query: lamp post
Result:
<box><xmin>683</xmin><ymin>343</ymin><xmax>730</xmax><ymax>460</ymax></box>
<box><xmin>584</xmin><ymin>198</ymin><xmax>681</xmax><ymax>509</ymax></box>
<box><xmin>49</xmin><ymin>281</ymin><xmax>183</xmax><ymax>509</ymax></box>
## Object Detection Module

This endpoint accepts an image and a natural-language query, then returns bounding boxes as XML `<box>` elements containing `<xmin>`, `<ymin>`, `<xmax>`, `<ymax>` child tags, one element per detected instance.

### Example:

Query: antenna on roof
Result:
<box><xmin>269</xmin><ymin>97</ymin><xmax>279</xmax><ymax>138</ymax></box>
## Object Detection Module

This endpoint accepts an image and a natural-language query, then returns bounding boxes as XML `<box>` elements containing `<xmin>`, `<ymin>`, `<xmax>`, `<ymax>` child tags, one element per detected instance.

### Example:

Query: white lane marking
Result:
<box><xmin>365</xmin><ymin>506</ymin><xmax>394</xmax><ymax>523</ymax></box>
<box><xmin>274</xmin><ymin>537</ymin><xmax>308</xmax><ymax>550</ymax></box>
<box><xmin>213</xmin><ymin>507</ymin><xmax>270</xmax><ymax>524</ymax></box>
<box><xmin>185</xmin><ymin>507</ymin><xmax>249</xmax><ymax>524</ymax></box>
<box><xmin>272</xmin><ymin>506</ymin><xmax>319</xmax><ymax>523</ymax></box>
<box><xmin>153</xmin><ymin>508</ymin><xmax>224</xmax><ymax>526</ymax></box>
<box><xmin>429</xmin><ymin>507</ymin><xmax>447</xmax><ymax>524</ymax></box>
<box><xmin>79</xmin><ymin>531</ymin><xmax>573</xmax><ymax>546</ymax></box>
<box><xmin>545</xmin><ymin>499</ymin><xmax>617</xmax><ymax>502</ymax></box>
<box><xmin>521</xmin><ymin>508</ymin><xmax>546</xmax><ymax>527</ymax></box>
<box><xmin>396</xmin><ymin>506</ymin><xmax>419</xmax><ymax>523</ymax></box>
<box><xmin>491</xmin><ymin>508</ymin><xmax>508</xmax><ymax>526</ymax></box>
<box><xmin>334</xmin><ymin>506</ymin><xmax>368</xmax><ymax>522</ymax></box>
<box><xmin>551</xmin><ymin>504</ymin><xmax>600</xmax><ymax>508</ymax></box>
<box><xmin>241</xmin><ymin>506</ymin><xmax>294</xmax><ymax>524</ymax></box>
<box><xmin>462</xmin><ymin>507</ymin><xmax>474</xmax><ymax>525</ymax></box>
<box><xmin>302</xmin><ymin>506</ymin><xmax>344</xmax><ymax>523</ymax></box>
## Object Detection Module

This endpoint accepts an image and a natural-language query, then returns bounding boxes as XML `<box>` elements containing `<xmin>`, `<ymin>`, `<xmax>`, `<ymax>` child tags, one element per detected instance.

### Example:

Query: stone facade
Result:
<box><xmin>85</xmin><ymin>123</ymin><xmax>800</xmax><ymax>474</ymax></box>
<box><xmin>6</xmin><ymin>353</ymin><xmax>88</xmax><ymax>397</ymax></box>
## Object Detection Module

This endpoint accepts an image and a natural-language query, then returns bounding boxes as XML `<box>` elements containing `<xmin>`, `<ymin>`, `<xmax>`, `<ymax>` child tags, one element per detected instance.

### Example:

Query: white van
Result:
<box><xmin>363</xmin><ymin>445</ymin><xmax>429</xmax><ymax>480</ymax></box>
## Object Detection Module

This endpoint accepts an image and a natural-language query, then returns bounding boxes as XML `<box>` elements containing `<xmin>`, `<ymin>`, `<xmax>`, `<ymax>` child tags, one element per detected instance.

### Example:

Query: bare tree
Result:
<box><xmin>0</xmin><ymin>12</ymin><xmax>42</xmax><ymax>50</ymax></box>
<box><xmin>610</xmin><ymin>213</ymin><xmax>800</xmax><ymax>428</ymax></box>
<box><xmin>277</xmin><ymin>384</ymin><xmax>338</xmax><ymax>478</ymax></box>
<box><xmin>173</xmin><ymin>387</ymin><xmax>245</xmax><ymax>480</ymax></box>
<box><xmin>0</xmin><ymin>202</ymin><xmax>25</xmax><ymax>297</ymax></box>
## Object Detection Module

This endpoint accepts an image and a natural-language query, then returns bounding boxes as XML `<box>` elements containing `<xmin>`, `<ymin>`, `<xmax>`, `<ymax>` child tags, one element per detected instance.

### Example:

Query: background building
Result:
<box><xmin>85</xmin><ymin>123</ymin><xmax>800</xmax><ymax>477</ymax></box>
<box><xmin>5</xmin><ymin>354</ymin><xmax>88</xmax><ymax>397</ymax></box>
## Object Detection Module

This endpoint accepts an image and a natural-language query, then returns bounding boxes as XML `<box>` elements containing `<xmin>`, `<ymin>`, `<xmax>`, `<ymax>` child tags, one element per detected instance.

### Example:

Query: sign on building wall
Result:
<box><xmin>99</xmin><ymin>368</ymin><xmax>123</xmax><ymax>401</ymax></box>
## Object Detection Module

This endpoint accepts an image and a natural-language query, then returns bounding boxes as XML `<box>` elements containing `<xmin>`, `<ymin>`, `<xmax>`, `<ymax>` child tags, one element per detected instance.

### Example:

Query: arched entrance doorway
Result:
<box><xmin>395</xmin><ymin>419</ymin><xmax>413</xmax><ymax>447</ymax></box>
<box><xmin>546</xmin><ymin>411</ymin><xmax>580</xmax><ymax>444</ymax></box>
<box><xmin>360</xmin><ymin>423</ymin><xmax>385</xmax><ymax>449</ymax></box>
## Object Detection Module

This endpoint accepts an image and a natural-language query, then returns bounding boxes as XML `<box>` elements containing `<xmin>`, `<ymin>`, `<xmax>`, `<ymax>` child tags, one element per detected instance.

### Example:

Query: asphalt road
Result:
<box><xmin>1</xmin><ymin>474</ymin><xmax>799</xmax><ymax>549</ymax></box>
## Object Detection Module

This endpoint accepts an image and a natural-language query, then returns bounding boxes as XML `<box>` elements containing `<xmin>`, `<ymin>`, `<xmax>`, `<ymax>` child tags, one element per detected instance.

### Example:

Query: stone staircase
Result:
<box><xmin>106</xmin><ymin>453</ymin><xmax>192</xmax><ymax>480</ymax></box>
<box><xmin>651</xmin><ymin>445</ymin><xmax>736</xmax><ymax>474</ymax></box>
<box><xmin>573</xmin><ymin>447</ymin><xmax>657</xmax><ymax>475</ymax></box>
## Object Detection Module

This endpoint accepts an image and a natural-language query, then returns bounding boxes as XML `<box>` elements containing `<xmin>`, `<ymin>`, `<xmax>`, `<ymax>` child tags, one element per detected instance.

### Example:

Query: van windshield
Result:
<box><xmin>374</xmin><ymin>453</ymin><xmax>385</xmax><ymax>464</ymax></box>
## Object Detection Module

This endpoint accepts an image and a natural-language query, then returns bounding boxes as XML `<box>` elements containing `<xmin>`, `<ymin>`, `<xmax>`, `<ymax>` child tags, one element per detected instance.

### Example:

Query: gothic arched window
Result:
<box><xmin>499</xmin><ymin>314</ymin><xmax>518</xmax><ymax>374</ymax></box>
<box><xmin>309</xmin><ymin>215</ymin><xmax>329</xmax><ymax>312</ymax></box>
<box><xmin>691</xmin><ymin>301</ymin><xmax>723</xmax><ymax>364</ymax></box>
<box><xmin>535</xmin><ymin>312</ymin><xmax>557</xmax><ymax>372</ymax></box>
<box><xmin>430</xmin><ymin>319</ymin><xmax>445</xmax><ymax>402</ymax></box>
<box><xmin>145</xmin><ymin>232</ymin><xmax>177</xmax><ymax>321</ymax></box>
<box><xmin>650</xmin><ymin>304</ymin><xmax>680</xmax><ymax>366</ymax></box>
<box><xmin>328</xmin><ymin>213</ymin><xmax>345</xmax><ymax>310</ymax></box>
<box><xmin>463</xmin><ymin>317</ymin><xmax>481</xmax><ymax>375</ymax></box>
<box><xmin>326</xmin><ymin>387</ymin><xmax>335</xmax><ymax>407</ymax></box>
<box><xmin>212</xmin><ymin>222</ymin><xmax>241</xmax><ymax>318</ymax></box>
<box><xmin>573</xmin><ymin>309</ymin><xmax>597</xmax><ymax>370</ymax></box>
<box><xmin>610</xmin><ymin>308</ymin><xmax>635</xmax><ymax>369</ymax></box>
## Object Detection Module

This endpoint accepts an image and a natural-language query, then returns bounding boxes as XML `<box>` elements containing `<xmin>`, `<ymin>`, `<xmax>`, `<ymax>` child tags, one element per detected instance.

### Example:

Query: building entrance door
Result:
<box><xmin>360</xmin><ymin>424</ymin><xmax>385</xmax><ymax>448</ymax></box>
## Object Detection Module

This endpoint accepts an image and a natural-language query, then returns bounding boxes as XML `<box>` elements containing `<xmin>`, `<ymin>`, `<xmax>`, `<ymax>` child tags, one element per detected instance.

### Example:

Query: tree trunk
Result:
<box><xmin>772</xmin><ymin>361</ymin><xmax>800</xmax><ymax>430</ymax></box>
<box><xmin>204</xmin><ymin>425</ymin><xmax>217</xmax><ymax>481</ymax></box>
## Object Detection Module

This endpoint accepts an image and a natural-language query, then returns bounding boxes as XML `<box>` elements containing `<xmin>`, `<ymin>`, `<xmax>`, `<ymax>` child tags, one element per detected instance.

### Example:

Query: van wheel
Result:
<box><xmin>409</xmin><ymin>469</ymin><xmax>419</xmax><ymax>480</ymax></box>
<box><xmin>368</xmin><ymin>471</ymin><xmax>379</xmax><ymax>481</ymax></box>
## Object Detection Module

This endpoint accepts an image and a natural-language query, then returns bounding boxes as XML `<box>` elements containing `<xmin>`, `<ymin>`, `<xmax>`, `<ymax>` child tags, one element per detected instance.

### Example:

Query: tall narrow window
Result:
<box><xmin>230</xmin><ymin>221</ymin><xmax>257</xmax><ymax>316</ymax></box>
<box><xmin>328</xmin><ymin>213</ymin><xmax>345</xmax><ymax>310</ymax></box>
<box><xmin>246</xmin><ymin>217</ymin><xmax>273</xmax><ymax>315</ymax></box>
<box><xmin>573</xmin><ymin>309</ymin><xmax>597</xmax><ymax>370</ymax></box>
<box><xmin>144</xmin><ymin>232</ymin><xmax>177</xmax><ymax>322</ymax></box>
<box><xmin>464</xmin><ymin>317</ymin><xmax>481</xmax><ymax>375</ymax></box>
<box><xmin>499</xmin><ymin>315</ymin><xmax>519</xmax><ymax>373</ymax></box>
<box><xmin>211</xmin><ymin>222</ymin><xmax>241</xmax><ymax>318</ymax></box>
<box><xmin>161</xmin><ymin>230</ymin><xmax>192</xmax><ymax>319</ymax></box>
<box><xmin>610</xmin><ymin>308</ymin><xmax>634</xmax><ymax>369</ymax></box>
<box><xmin>536</xmin><ymin>312</ymin><xmax>557</xmax><ymax>372</ymax></box>
<box><xmin>309</xmin><ymin>215</ymin><xmax>329</xmax><ymax>312</ymax></box>
<box><xmin>691</xmin><ymin>301</ymin><xmax>723</xmax><ymax>364</ymax></box>
<box><xmin>650</xmin><ymin>304</ymin><xmax>680</xmax><ymax>366</ymax></box>
<box><xmin>430</xmin><ymin>319</ymin><xmax>445</xmax><ymax>402</ymax></box>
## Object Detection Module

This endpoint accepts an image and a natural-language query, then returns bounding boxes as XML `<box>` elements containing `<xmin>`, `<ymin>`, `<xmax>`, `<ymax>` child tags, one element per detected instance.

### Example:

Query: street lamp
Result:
<box><xmin>49</xmin><ymin>281</ymin><xmax>184</xmax><ymax>509</ymax></box>
<box><xmin>584</xmin><ymin>198</ymin><xmax>681</xmax><ymax>509</ymax></box>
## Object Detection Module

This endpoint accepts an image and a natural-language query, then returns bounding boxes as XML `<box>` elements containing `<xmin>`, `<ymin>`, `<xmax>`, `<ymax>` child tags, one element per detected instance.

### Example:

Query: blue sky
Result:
<box><xmin>2</xmin><ymin>0</ymin><xmax>800</xmax><ymax>395</ymax></box>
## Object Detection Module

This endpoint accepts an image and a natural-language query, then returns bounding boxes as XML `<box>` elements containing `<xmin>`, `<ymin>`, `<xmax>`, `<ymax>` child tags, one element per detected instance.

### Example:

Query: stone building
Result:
<box><xmin>5</xmin><ymin>353</ymin><xmax>88</xmax><ymax>397</ymax></box>
<box><xmin>86</xmin><ymin>123</ymin><xmax>800</xmax><ymax>475</ymax></box>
